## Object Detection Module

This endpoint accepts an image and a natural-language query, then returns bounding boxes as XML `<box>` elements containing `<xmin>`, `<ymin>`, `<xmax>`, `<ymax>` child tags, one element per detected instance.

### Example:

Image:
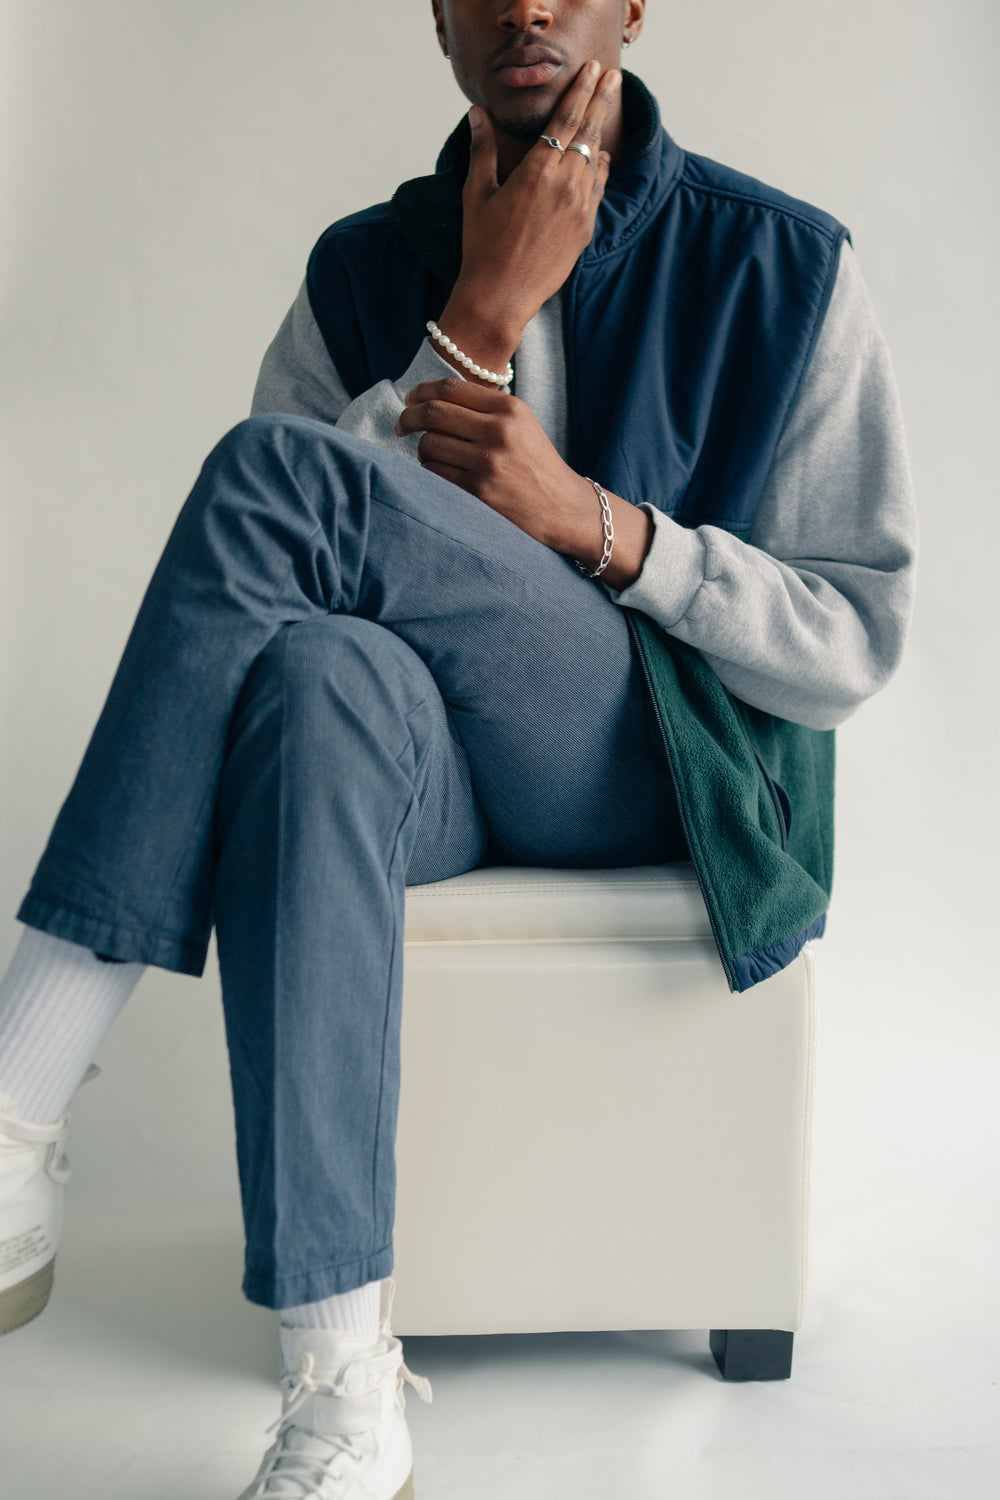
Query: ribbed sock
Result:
<box><xmin>281</xmin><ymin>1280</ymin><xmax>383</xmax><ymax>1339</ymax></box>
<box><xmin>1</xmin><ymin>928</ymin><xmax>384</xmax><ymax>1341</ymax></box>
<box><xmin>0</xmin><ymin>926</ymin><xmax>144</xmax><ymax>1123</ymax></box>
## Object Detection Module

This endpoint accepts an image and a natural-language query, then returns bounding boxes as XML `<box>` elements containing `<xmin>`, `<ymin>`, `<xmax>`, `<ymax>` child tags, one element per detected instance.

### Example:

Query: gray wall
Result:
<box><xmin>2</xmin><ymin>2</ymin><xmax>997</xmax><ymax>1246</ymax></box>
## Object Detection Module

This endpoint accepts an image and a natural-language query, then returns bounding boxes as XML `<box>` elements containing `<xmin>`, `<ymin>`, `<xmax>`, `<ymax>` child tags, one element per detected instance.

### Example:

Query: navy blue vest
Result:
<box><xmin>306</xmin><ymin>72</ymin><xmax>848</xmax><ymax>541</ymax></box>
<box><xmin>305</xmin><ymin>74</ymin><xmax>850</xmax><ymax>991</ymax></box>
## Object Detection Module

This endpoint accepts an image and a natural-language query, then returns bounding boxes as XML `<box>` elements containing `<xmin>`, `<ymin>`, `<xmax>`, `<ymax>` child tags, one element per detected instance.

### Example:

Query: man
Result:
<box><xmin>0</xmin><ymin>2</ymin><xmax>915</xmax><ymax>1496</ymax></box>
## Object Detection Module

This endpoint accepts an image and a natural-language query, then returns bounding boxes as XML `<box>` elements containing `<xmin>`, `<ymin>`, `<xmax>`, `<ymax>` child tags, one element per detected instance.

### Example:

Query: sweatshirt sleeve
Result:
<box><xmin>608</xmin><ymin>240</ymin><xmax>918</xmax><ymax>731</ymax></box>
<box><xmin>250</xmin><ymin>278</ymin><xmax>459</xmax><ymax>462</ymax></box>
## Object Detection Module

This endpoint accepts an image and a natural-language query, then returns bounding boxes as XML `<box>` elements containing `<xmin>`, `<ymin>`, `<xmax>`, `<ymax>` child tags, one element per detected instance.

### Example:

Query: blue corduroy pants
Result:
<box><xmin>18</xmin><ymin>416</ymin><xmax>685</xmax><ymax>1306</ymax></box>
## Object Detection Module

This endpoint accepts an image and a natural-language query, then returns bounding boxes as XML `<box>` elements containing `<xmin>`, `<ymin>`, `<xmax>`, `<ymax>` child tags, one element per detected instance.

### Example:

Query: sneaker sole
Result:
<box><xmin>0</xmin><ymin>1258</ymin><xmax>54</xmax><ymax>1336</ymax></box>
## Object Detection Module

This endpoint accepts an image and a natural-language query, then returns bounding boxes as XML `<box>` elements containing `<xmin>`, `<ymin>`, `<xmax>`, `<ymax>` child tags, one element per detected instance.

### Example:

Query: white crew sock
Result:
<box><xmin>1</xmin><ymin>928</ymin><xmax>382</xmax><ymax>1339</ymax></box>
<box><xmin>281</xmin><ymin>1280</ymin><xmax>383</xmax><ymax>1339</ymax></box>
<box><xmin>0</xmin><ymin>926</ymin><xmax>144</xmax><ymax>1124</ymax></box>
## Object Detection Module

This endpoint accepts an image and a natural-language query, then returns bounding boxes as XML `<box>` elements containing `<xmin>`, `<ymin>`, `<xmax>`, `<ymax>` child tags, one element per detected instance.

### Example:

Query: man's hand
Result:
<box><xmin>396</xmin><ymin>378</ymin><xmax>591</xmax><ymax>549</ymax></box>
<box><xmin>395</xmin><ymin>378</ymin><xmax>654</xmax><ymax>590</ymax></box>
<box><xmin>433</xmin><ymin>63</ymin><xmax>620</xmax><ymax>384</ymax></box>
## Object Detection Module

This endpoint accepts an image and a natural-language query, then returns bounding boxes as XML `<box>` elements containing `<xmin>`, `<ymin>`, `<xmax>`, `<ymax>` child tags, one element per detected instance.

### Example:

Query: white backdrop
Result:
<box><xmin>1</xmin><ymin>0</ymin><xmax>997</xmax><ymax>1337</ymax></box>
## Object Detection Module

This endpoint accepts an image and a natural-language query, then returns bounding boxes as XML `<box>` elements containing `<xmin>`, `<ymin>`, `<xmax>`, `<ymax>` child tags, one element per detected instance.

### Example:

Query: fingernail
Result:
<box><xmin>588</xmin><ymin>60</ymin><xmax>601</xmax><ymax>78</ymax></box>
<box><xmin>610</xmin><ymin>70</ymin><xmax>622</xmax><ymax>90</ymax></box>
<box><xmin>469</xmin><ymin>105</ymin><xmax>483</xmax><ymax>129</ymax></box>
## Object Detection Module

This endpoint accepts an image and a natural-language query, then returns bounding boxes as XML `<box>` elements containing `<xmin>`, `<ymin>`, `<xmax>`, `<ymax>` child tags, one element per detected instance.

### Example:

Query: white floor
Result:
<box><xmin>1</xmin><ymin>1167</ymin><xmax>995</xmax><ymax>1500</ymax></box>
<box><xmin>1</xmin><ymin>942</ymin><xmax>996</xmax><ymax>1500</ymax></box>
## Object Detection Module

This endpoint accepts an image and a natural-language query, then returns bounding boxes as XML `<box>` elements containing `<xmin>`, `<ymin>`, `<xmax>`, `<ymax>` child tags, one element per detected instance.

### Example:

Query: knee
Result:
<box><xmin>256</xmin><ymin>618</ymin><xmax>435</xmax><ymax>719</ymax></box>
<box><xmin>208</xmin><ymin>413</ymin><xmax>379</xmax><ymax>473</ymax></box>
<box><xmin>229</xmin><ymin>620</ymin><xmax>454</xmax><ymax>797</ymax></box>
<box><xmin>207</xmin><ymin>413</ymin><xmax>326</xmax><ymax>469</ymax></box>
<box><xmin>177</xmin><ymin>414</ymin><xmax>359</xmax><ymax>551</ymax></box>
<box><xmin>189</xmin><ymin>418</ymin><xmax>381</xmax><ymax>544</ymax></box>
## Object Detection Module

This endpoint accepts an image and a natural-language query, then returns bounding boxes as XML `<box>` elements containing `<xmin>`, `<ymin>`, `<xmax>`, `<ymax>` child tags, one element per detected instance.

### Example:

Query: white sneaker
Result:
<box><xmin>238</xmin><ymin>1277</ymin><xmax>433</xmax><ymax>1499</ymax></box>
<box><xmin>0</xmin><ymin>1063</ymin><xmax>98</xmax><ymax>1336</ymax></box>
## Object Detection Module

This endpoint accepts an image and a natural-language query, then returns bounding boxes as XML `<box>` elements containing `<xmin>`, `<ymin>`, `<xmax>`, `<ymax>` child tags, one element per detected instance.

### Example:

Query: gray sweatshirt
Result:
<box><xmin>251</xmin><ymin>239</ymin><xmax>917</xmax><ymax>732</ymax></box>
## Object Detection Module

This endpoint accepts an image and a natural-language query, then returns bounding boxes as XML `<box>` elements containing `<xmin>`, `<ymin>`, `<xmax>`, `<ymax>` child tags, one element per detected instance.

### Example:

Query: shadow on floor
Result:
<box><xmin>57</xmin><ymin>1218</ymin><xmax>717</xmax><ymax>1390</ymax></box>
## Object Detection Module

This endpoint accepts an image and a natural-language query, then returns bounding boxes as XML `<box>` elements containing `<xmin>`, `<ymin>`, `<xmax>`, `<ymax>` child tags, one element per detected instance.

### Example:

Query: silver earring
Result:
<box><xmin>622</xmin><ymin>32</ymin><xmax>634</xmax><ymax>48</ymax></box>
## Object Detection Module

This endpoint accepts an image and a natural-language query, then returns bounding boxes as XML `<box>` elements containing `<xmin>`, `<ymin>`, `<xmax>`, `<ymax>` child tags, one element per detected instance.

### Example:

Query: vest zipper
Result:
<box><xmin>569</xmin><ymin>257</ymin><xmax>731</xmax><ymax>991</ymax></box>
<box><xmin>628</xmin><ymin>615</ymin><xmax>737</xmax><ymax>991</ymax></box>
<box><xmin>563</xmin><ymin>263</ymin><xmax>580</xmax><ymax>467</ymax></box>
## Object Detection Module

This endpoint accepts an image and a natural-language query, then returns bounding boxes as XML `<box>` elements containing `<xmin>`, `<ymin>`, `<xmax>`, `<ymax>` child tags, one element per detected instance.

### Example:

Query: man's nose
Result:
<box><xmin>497</xmin><ymin>2</ymin><xmax>554</xmax><ymax>31</ymax></box>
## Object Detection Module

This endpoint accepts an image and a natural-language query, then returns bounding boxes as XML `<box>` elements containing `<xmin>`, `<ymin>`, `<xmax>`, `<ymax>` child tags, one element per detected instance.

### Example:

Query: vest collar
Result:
<box><xmin>391</xmin><ymin>71</ymin><xmax>684</xmax><ymax>283</ymax></box>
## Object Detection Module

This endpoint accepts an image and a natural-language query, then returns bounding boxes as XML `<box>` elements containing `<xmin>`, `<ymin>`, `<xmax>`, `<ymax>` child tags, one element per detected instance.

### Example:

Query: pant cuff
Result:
<box><xmin>16</xmin><ymin>892</ymin><xmax>209</xmax><ymax>977</ymax></box>
<box><xmin>243</xmin><ymin>1242</ymin><xmax>395</xmax><ymax>1309</ymax></box>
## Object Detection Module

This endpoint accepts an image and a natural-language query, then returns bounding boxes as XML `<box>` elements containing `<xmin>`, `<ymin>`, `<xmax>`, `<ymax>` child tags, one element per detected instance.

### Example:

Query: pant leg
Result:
<box><xmin>213</xmin><ymin>616</ymin><xmax>487</xmax><ymax>1307</ymax></box>
<box><xmin>18</xmin><ymin>415</ymin><xmax>683</xmax><ymax>971</ymax></box>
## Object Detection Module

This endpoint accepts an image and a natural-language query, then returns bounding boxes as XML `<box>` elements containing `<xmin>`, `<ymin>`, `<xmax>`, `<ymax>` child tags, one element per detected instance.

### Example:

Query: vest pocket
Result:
<box><xmin>752</xmin><ymin>749</ymin><xmax>790</xmax><ymax>850</ymax></box>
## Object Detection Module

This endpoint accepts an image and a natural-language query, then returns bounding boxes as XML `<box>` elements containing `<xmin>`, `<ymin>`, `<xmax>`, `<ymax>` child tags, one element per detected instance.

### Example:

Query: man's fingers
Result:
<box><xmin>395</xmin><ymin>386</ymin><xmax>508</xmax><ymax>444</ymax></box>
<box><xmin>401</xmin><ymin>377</ymin><xmax>509</xmax><ymax>413</ymax></box>
<box><xmin>538</xmin><ymin>59</ymin><xmax>600</xmax><ymax>154</ymax></box>
<box><xmin>464</xmin><ymin>105</ymin><xmax>499</xmax><ymax>200</ymax></box>
<box><xmin>569</xmin><ymin>68</ymin><xmax>621</xmax><ymax>158</ymax></box>
<box><xmin>532</xmin><ymin>64</ymin><xmax>620</xmax><ymax>176</ymax></box>
<box><xmin>415</xmin><ymin>431</ymin><xmax>477</xmax><ymax>472</ymax></box>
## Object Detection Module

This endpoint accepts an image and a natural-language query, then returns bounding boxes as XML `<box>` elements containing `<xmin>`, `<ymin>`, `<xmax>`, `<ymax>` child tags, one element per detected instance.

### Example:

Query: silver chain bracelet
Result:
<box><xmin>574</xmin><ymin>479</ymin><xmax>615</xmax><ymax>579</ymax></box>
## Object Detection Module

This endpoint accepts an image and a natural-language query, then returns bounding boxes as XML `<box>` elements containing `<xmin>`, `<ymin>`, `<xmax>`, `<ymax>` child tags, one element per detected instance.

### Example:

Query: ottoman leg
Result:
<box><xmin>709</xmin><ymin>1328</ymin><xmax>794</xmax><ymax>1380</ymax></box>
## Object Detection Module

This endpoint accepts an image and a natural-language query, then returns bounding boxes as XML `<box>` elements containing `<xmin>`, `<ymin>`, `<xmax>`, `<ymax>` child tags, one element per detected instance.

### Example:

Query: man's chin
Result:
<box><xmin>490</xmin><ymin>110</ymin><xmax>550</xmax><ymax>144</ymax></box>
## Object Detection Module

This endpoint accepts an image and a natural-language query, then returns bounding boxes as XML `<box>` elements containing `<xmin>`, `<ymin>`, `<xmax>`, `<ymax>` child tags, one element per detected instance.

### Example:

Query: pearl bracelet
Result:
<box><xmin>426</xmin><ymin>321</ymin><xmax>514</xmax><ymax>388</ymax></box>
<box><xmin>574</xmin><ymin>479</ymin><xmax>615</xmax><ymax>579</ymax></box>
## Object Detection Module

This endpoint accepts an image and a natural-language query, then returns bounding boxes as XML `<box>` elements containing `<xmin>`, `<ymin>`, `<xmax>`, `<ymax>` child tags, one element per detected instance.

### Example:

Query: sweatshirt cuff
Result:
<box><xmin>605</xmin><ymin>505</ymin><xmax>707</xmax><ymax>626</ymax></box>
<box><xmin>391</xmin><ymin>339</ymin><xmax>462</xmax><ymax>401</ymax></box>
<box><xmin>334</xmin><ymin>340</ymin><xmax>464</xmax><ymax>459</ymax></box>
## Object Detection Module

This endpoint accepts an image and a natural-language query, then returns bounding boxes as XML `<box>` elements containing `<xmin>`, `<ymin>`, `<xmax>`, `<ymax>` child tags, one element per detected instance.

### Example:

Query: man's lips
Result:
<box><xmin>495</xmin><ymin>60</ymin><xmax>560</xmax><ymax>87</ymax></box>
<box><xmin>493</xmin><ymin>47</ymin><xmax>562</xmax><ymax>89</ymax></box>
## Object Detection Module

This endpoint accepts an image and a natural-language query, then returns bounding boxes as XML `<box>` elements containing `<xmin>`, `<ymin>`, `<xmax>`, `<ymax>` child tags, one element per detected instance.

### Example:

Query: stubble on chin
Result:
<box><xmin>490</xmin><ymin>109</ymin><xmax>550</xmax><ymax>144</ymax></box>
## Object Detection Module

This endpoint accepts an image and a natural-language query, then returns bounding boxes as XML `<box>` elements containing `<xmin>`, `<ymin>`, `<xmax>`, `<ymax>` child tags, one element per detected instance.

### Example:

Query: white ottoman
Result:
<box><xmin>390</xmin><ymin>863</ymin><xmax>818</xmax><ymax>1380</ymax></box>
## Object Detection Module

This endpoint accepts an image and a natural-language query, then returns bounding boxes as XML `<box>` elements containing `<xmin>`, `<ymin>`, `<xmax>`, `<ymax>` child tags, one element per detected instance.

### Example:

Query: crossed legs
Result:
<box><xmin>13</xmin><ymin>414</ymin><xmax>685</xmax><ymax>1303</ymax></box>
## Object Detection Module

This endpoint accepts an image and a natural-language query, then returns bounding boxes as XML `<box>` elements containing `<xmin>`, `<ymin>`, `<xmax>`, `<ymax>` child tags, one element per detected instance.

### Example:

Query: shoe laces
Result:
<box><xmin>250</xmin><ymin>1341</ymin><xmax>432</xmax><ymax>1496</ymax></box>
<box><xmin>250</xmin><ymin>1418</ymin><xmax>363</xmax><ymax>1497</ymax></box>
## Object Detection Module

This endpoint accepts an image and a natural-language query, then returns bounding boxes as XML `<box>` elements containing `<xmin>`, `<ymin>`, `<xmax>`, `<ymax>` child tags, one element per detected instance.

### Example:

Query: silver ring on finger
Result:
<box><xmin>568</xmin><ymin>141</ymin><xmax>594</xmax><ymax>165</ymax></box>
<box><xmin>540</xmin><ymin>134</ymin><xmax>566</xmax><ymax>154</ymax></box>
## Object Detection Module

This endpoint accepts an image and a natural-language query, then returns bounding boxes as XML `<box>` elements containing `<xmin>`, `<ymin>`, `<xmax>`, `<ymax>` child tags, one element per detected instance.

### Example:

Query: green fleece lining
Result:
<box><xmin>627</xmin><ymin>611</ymin><xmax>834</xmax><ymax>992</ymax></box>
